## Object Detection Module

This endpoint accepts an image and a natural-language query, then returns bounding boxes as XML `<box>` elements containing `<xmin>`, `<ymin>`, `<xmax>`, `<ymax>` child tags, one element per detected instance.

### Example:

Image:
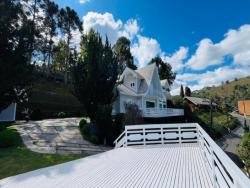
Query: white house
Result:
<box><xmin>0</xmin><ymin>103</ymin><xmax>17</xmax><ymax>122</ymax></box>
<box><xmin>112</xmin><ymin>64</ymin><xmax>183</xmax><ymax>117</ymax></box>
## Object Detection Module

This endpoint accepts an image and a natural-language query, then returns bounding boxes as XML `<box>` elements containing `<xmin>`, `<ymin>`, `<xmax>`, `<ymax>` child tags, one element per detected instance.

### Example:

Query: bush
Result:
<box><xmin>89</xmin><ymin>135</ymin><xmax>99</xmax><ymax>145</ymax></box>
<box><xmin>81</xmin><ymin>123</ymin><xmax>90</xmax><ymax>135</ymax></box>
<box><xmin>238</xmin><ymin>133</ymin><xmax>250</xmax><ymax>174</ymax></box>
<box><xmin>79</xmin><ymin>119</ymin><xmax>88</xmax><ymax>128</ymax></box>
<box><xmin>124</xmin><ymin>103</ymin><xmax>143</xmax><ymax>125</ymax></box>
<box><xmin>57</xmin><ymin>112</ymin><xmax>66</xmax><ymax>118</ymax></box>
<box><xmin>79</xmin><ymin>118</ymin><xmax>97</xmax><ymax>143</ymax></box>
<box><xmin>0</xmin><ymin>127</ymin><xmax>22</xmax><ymax>148</ymax></box>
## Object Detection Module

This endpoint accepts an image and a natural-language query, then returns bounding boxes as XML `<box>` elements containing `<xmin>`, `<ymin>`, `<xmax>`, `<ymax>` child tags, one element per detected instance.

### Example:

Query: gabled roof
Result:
<box><xmin>184</xmin><ymin>96</ymin><xmax>217</xmax><ymax>106</ymax></box>
<box><xmin>117</xmin><ymin>64</ymin><xmax>157</xmax><ymax>96</ymax></box>
<box><xmin>160</xmin><ymin>79</ymin><xmax>170</xmax><ymax>88</ymax></box>
<box><xmin>135</xmin><ymin>63</ymin><xmax>155</xmax><ymax>84</ymax></box>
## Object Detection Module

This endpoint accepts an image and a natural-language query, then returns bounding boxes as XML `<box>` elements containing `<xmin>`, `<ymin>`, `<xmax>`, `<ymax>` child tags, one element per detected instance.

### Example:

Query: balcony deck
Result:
<box><xmin>0</xmin><ymin>144</ymin><xmax>212</xmax><ymax>188</ymax></box>
<box><xmin>0</xmin><ymin>123</ymin><xmax>249</xmax><ymax>188</ymax></box>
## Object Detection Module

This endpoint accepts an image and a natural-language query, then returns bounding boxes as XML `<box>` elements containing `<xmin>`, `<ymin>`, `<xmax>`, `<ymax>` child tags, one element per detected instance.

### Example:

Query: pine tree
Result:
<box><xmin>185</xmin><ymin>86</ymin><xmax>191</xmax><ymax>97</ymax></box>
<box><xmin>73</xmin><ymin>29</ymin><xmax>118</xmax><ymax>123</ymax></box>
<box><xmin>149</xmin><ymin>57</ymin><xmax>176</xmax><ymax>85</ymax></box>
<box><xmin>113</xmin><ymin>36</ymin><xmax>137</xmax><ymax>74</ymax></box>
<box><xmin>58</xmin><ymin>6</ymin><xmax>82</xmax><ymax>83</ymax></box>
<box><xmin>0</xmin><ymin>0</ymin><xmax>34</xmax><ymax>112</ymax></box>
<box><xmin>180</xmin><ymin>85</ymin><xmax>184</xmax><ymax>98</ymax></box>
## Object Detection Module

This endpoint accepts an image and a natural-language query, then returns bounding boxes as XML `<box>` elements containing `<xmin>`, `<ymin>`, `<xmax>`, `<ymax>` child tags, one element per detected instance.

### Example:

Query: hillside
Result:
<box><xmin>17</xmin><ymin>80</ymin><xmax>84</xmax><ymax>119</ymax></box>
<box><xmin>193</xmin><ymin>76</ymin><xmax>250</xmax><ymax>98</ymax></box>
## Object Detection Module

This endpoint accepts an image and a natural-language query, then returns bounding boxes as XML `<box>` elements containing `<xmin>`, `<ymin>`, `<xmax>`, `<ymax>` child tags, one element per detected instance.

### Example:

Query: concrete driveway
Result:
<box><xmin>16</xmin><ymin>118</ymin><xmax>111</xmax><ymax>155</ymax></box>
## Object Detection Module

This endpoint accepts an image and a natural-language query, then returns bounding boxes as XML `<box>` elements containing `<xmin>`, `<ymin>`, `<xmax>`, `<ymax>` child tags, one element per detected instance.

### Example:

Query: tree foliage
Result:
<box><xmin>73</xmin><ymin>29</ymin><xmax>118</xmax><ymax>122</ymax></box>
<box><xmin>113</xmin><ymin>36</ymin><xmax>137</xmax><ymax>74</ymax></box>
<box><xmin>185</xmin><ymin>86</ymin><xmax>191</xmax><ymax>97</ymax></box>
<box><xmin>180</xmin><ymin>85</ymin><xmax>184</xmax><ymax>98</ymax></box>
<box><xmin>51</xmin><ymin>40</ymin><xmax>69</xmax><ymax>75</ymax></box>
<box><xmin>149</xmin><ymin>56</ymin><xmax>176</xmax><ymax>85</ymax></box>
<box><xmin>58</xmin><ymin>6</ymin><xmax>82</xmax><ymax>83</ymax></box>
<box><xmin>39</xmin><ymin>0</ymin><xmax>59</xmax><ymax>66</ymax></box>
<box><xmin>238</xmin><ymin>133</ymin><xmax>250</xmax><ymax>173</ymax></box>
<box><xmin>0</xmin><ymin>0</ymin><xmax>34</xmax><ymax>112</ymax></box>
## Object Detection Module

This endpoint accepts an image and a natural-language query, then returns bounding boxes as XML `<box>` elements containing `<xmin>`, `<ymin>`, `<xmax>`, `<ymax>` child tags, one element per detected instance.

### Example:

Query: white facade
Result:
<box><xmin>113</xmin><ymin>64</ymin><xmax>183</xmax><ymax>117</ymax></box>
<box><xmin>0</xmin><ymin>103</ymin><xmax>16</xmax><ymax>122</ymax></box>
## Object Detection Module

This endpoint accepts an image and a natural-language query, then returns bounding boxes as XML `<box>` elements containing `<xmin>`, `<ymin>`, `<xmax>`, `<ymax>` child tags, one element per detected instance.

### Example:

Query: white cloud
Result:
<box><xmin>187</xmin><ymin>24</ymin><xmax>250</xmax><ymax>70</ymax></box>
<box><xmin>83</xmin><ymin>12</ymin><xmax>123</xmax><ymax>45</ymax></box>
<box><xmin>79</xmin><ymin>0</ymin><xmax>90</xmax><ymax>4</ymax></box>
<box><xmin>131</xmin><ymin>35</ymin><xmax>161</xmax><ymax>68</ymax></box>
<box><xmin>171</xmin><ymin>66</ymin><xmax>250</xmax><ymax>95</ymax></box>
<box><xmin>82</xmin><ymin>12</ymin><xmax>187</xmax><ymax>69</ymax></box>
<box><xmin>119</xmin><ymin>19</ymin><xmax>140</xmax><ymax>40</ymax></box>
<box><xmin>161</xmin><ymin>47</ymin><xmax>188</xmax><ymax>71</ymax></box>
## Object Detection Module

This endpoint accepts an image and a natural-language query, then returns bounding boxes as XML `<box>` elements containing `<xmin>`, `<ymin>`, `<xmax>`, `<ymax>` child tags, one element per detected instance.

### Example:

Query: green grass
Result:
<box><xmin>0</xmin><ymin>126</ymin><xmax>85</xmax><ymax>179</ymax></box>
<box><xmin>241</xmin><ymin>132</ymin><xmax>250</xmax><ymax>145</ymax></box>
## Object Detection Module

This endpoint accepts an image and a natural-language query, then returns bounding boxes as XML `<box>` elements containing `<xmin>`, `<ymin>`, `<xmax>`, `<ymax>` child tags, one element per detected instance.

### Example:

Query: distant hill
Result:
<box><xmin>193</xmin><ymin>76</ymin><xmax>250</xmax><ymax>98</ymax></box>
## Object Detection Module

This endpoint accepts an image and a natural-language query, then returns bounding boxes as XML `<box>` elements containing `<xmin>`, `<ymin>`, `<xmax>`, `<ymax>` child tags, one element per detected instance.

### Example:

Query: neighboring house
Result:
<box><xmin>238</xmin><ymin>100</ymin><xmax>250</xmax><ymax>116</ymax></box>
<box><xmin>112</xmin><ymin>64</ymin><xmax>183</xmax><ymax>118</ymax></box>
<box><xmin>184</xmin><ymin>96</ymin><xmax>217</xmax><ymax>112</ymax></box>
<box><xmin>0</xmin><ymin>103</ymin><xmax>17</xmax><ymax>122</ymax></box>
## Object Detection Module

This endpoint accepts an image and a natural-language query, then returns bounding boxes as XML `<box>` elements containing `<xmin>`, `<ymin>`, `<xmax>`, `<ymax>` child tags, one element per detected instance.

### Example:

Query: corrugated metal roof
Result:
<box><xmin>184</xmin><ymin>96</ymin><xmax>217</xmax><ymax>106</ymax></box>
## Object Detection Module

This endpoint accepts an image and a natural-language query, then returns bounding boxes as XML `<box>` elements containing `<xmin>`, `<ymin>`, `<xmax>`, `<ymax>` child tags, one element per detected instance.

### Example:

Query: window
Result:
<box><xmin>130</xmin><ymin>82</ymin><xmax>135</xmax><ymax>87</ymax></box>
<box><xmin>163</xmin><ymin>101</ymin><xmax>166</xmax><ymax>108</ymax></box>
<box><xmin>146</xmin><ymin>101</ymin><xmax>155</xmax><ymax>108</ymax></box>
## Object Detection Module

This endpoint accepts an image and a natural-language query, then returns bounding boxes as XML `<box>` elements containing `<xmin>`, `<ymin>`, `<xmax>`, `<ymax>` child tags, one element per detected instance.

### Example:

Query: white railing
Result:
<box><xmin>113</xmin><ymin>131</ymin><xmax>126</xmax><ymax>148</ymax></box>
<box><xmin>114</xmin><ymin>123</ymin><xmax>250</xmax><ymax>188</ymax></box>
<box><xmin>143</xmin><ymin>108</ymin><xmax>184</xmax><ymax>117</ymax></box>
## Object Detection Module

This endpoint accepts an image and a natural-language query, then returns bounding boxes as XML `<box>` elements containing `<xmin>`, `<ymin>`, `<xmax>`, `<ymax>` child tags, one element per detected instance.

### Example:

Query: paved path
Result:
<box><xmin>15</xmin><ymin>118</ymin><xmax>111</xmax><ymax>155</ymax></box>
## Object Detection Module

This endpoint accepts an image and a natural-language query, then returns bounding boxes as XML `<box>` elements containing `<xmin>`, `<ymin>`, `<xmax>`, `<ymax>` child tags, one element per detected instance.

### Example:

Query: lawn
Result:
<box><xmin>0</xmin><ymin>126</ymin><xmax>85</xmax><ymax>180</ymax></box>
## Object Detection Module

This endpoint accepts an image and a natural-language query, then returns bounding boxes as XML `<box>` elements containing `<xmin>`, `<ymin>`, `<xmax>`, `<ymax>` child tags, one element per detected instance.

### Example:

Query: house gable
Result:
<box><xmin>145</xmin><ymin>65</ymin><xmax>165</xmax><ymax>99</ymax></box>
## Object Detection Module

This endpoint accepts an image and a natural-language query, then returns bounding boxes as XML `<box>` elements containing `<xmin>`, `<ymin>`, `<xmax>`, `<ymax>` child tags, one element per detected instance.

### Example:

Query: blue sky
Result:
<box><xmin>53</xmin><ymin>0</ymin><xmax>250</xmax><ymax>94</ymax></box>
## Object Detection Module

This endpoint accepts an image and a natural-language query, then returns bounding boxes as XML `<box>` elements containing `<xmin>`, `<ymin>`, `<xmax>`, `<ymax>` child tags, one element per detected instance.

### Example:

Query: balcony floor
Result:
<box><xmin>0</xmin><ymin>144</ymin><xmax>213</xmax><ymax>188</ymax></box>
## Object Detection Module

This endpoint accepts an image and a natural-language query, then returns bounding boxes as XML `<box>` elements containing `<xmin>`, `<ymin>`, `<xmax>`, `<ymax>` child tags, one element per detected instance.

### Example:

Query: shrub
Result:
<box><xmin>238</xmin><ymin>133</ymin><xmax>250</xmax><ymax>174</ymax></box>
<box><xmin>81</xmin><ymin>123</ymin><xmax>90</xmax><ymax>135</ymax></box>
<box><xmin>124</xmin><ymin>103</ymin><xmax>143</xmax><ymax>125</ymax></box>
<box><xmin>89</xmin><ymin>135</ymin><xmax>99</xmax><ymax>145</ymax></box>
<box><xmin>57</xmin><ymin>112</ymin><xmax>66</xmax><ymax>118</ymax></box>
<box><xmin>0</xmin><ymin>127</ymin><xmax>22</xmax><ymax>148</ymax></box>
<box><xmin>79</xmin><ymin>119</ymin><xmax>87</xmax><ymax>128</ymax></box>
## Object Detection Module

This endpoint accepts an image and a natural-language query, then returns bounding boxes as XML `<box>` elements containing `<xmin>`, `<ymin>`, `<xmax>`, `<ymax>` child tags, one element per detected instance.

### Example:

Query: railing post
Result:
<box><xmin>178</xmin><ymin>125</ymin><xmax>181</xmax><ymax>144</ymax></box>
<box><xmin>125</xmin><ymin>128</ymin><xmax>127</xmax><ymax>147</ymax></box>
<box><xmin>143</xmin><ymin>128</ymin><xmax>146</xmax><ymax>145</ymax></box>
<box><xmin>161</xmin><ymin>127</ymin><xmax>164</xmax><ymax>145</ymax></box>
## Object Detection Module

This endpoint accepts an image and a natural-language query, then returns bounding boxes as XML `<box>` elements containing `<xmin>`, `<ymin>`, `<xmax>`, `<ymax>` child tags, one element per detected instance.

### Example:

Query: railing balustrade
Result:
<box><xmin>114</xmin><ymin>123</ymin><xmax>250</xmax><ymax>188</ymax></box>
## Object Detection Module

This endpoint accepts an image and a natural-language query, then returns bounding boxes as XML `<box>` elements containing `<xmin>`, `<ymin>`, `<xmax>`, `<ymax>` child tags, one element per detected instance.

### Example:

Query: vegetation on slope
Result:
<box><xmin>238</xmin><ymin>132</ymin><xmax>250</xmax><ymax>174</ymax></box>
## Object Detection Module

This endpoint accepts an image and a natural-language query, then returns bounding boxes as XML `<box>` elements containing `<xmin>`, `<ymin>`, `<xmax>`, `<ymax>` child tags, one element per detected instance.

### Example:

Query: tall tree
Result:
<box><xmin>185</xmin><ymin>86</ymin><xmax>191</xmax><ymax>97</ymax></box>
<box><xmin>58</xmin><ymin>6</ymin><xmax>82</xmax><ymax>83</ymax></box>
<box><xmin>73</xmin><ymin>29</ymin><xmax>118</xmax><ymax>124</ymax></box>
<box><xmin>0</xmin><ymin>0</ymin><xmax>34</xmax><ymax>112</ymax></box>
<box><xmin>51</xmin><ymin>40</ymin><xmax>68</xmax><ymax>75</ymax></box>
<box><xmin>21</xmin><ymin>0</ymin><xmax>46</xmax><ymax>61</ymax></box>
<box><xmin>113</xmin><ymin>36</ymin><xmax>137</xmax><ymax>74</ymax></box>
<box><xmin>149</xmin><ymin>56</ymin><xmax>176</xmax><ymax>85</ymax></box>
<box><xmin>180</xmin><ymin>85</ymin><xmax>184</xmax><ymax>98</ymax></box>
<box><xmin>40</xmin><ymin>0</ymin><xmax>59</xmax><ymax>67</ymax></box>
